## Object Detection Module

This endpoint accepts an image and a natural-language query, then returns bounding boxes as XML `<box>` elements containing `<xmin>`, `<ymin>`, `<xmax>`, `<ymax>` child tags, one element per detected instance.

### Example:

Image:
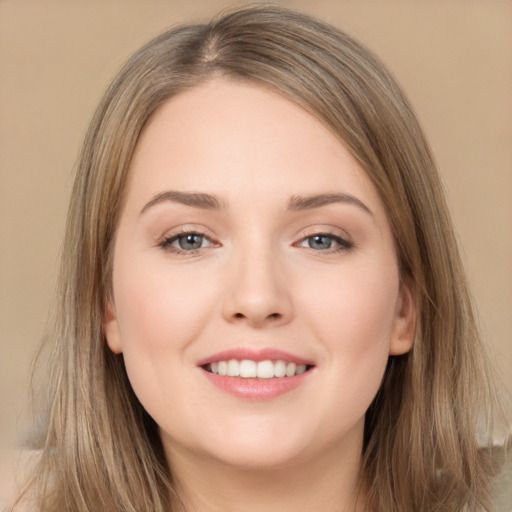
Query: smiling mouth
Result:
<box><xmin>203</xmin><ymin>359</ymin><xmax>314</xmax><ymax>378</ymax></box>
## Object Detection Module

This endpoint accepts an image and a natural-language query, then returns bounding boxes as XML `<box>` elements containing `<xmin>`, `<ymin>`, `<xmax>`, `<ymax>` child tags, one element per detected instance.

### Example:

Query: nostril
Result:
<box><xmin>232</xmin><ymin>311</ymin><xmax>281</xmax><ymax>321</ymax></box>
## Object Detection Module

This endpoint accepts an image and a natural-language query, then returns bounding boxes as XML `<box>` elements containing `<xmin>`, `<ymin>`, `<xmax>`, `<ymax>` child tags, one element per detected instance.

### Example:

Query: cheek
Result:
<box><xmin>303</xmin><ymin>261</ymin><xmax>398</xmax><ymax>400</ymax></box>
<box><xmin>110</xmin><ymin>259</ymin><xmax>221</xmax><ymax>422</ymax></box>
<box><xmin>307</xmin><ymin>261</ymin><xmax>398</xmax><ymax>343</ymax></box>
<box><xmin>113</xmin><ymin>257</ymin><xmax>217</xmax><ymax>350</ymax></box>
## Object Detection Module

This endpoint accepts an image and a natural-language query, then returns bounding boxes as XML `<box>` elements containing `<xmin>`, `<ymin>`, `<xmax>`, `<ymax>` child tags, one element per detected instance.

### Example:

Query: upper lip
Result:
<box><xmin>196</xmin><ymin>347</ymin><xmax>314</xmax><ymax>367</ymax></box>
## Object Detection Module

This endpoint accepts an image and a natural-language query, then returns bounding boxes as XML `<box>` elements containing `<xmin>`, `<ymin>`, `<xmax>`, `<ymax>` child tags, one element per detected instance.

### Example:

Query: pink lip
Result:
<box><xmin>196</xmin><ymin>347</ymin><xmax>313</xmax><ymax>366</ymax></box>
<box><xmin>196</xmin><ymin>347</ymin><xmax>315</xmax><ymax>400</ymax></box>
<box><xmin>201</xmin><ymin>370</ymin><xmax>311</xmax><ymax>400</ymax></box>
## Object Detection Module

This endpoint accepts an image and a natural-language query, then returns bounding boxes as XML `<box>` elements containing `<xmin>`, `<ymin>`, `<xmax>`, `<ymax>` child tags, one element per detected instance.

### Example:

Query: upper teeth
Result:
<box><xmin>208</xmin><ymin>359</ymin><xmax>308</xmax><ymax>379</ymax></box>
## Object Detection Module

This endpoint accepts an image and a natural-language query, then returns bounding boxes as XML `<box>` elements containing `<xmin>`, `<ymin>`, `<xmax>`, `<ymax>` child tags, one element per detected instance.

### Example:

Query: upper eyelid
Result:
<box><xmin>159</xmin><ymin>232</ymin><xmax>218</xmax><ymax>255</ymax></box>
<box><xmin>294</xmin><ymin>230</ymin><xmax>354</xmax><ymax>252</ymax></box>
<box><xmin>162</xmin><ymin>231</ymin><xmax>217</xmax><ymax>245</ymax></box>
<box><xmin>161</xmin><ymin>225</ymin><xmax>216</xmax><ymax>241</ymax></box>
<box><xmin>297</xmin><ymin>227</ymin><xmax>352</xmax><ymax>242</ymax></box>
<box><xmin>157</xmin><ymin>227</ymin><xmax>352</xmax><ymax>246</ymax></box>
<box><xmin>165</xmin><ymin>229</ymin><xmax>208</xmax><ymax>238</ymax></box>
<box><xmin>297</xmin><ymin>233</ymin><xmax>351</xmax><ymax>245</ymax></box>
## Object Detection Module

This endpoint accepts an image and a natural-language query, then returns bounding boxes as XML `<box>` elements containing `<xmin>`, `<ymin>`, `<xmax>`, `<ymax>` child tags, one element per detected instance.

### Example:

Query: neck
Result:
<box><xmin>165</xmin><ymin>424</ymin><xmax>367</xmax><ymax>512</ymax></box>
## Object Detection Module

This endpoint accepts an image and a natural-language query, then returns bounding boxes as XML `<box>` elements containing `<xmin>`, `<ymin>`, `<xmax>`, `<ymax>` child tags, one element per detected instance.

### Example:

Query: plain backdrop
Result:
<box><xmin>1</xmin><ymin>0</ymin><xmax>511</xmax><ymax>500</ymax></box>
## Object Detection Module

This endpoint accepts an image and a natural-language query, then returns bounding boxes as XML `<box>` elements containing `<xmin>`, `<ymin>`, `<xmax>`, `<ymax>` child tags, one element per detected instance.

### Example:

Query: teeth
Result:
<box><xmin>239</xmin><ymin>359</ymin><xmax>257</xmax><ymax>378</ymax></box>
<box><xmin>207</xmin><ymin>359</ymin><xmax>310</xmax><ymax>378</ymax></box>
<box><xmin>227</xmin><ymin>359</ymin><xmax>239</xmax><ymax>377</ymax></box>
<box><xmin>257</xmin><ymin>360</ymin><xmax>274</xmax><ymax>379</ymax></box>
<box><xmin>296</xmin><ymin>364</ymin><xmax>307</xmax><ymax>375</ymax></box>
<box><xmin>274</xmin><ymin>360</ymin><xmax>286</xmax><ymax>378</ymax></box>
<box><xmin>218</xmin><ymin>361</ymin><xmax>228</xmax><ymax>376</ymax></box>
<box><xmin>285</xmin><ymin>362</ymin><xmax>297</xmax><ymax>377</ymax></box>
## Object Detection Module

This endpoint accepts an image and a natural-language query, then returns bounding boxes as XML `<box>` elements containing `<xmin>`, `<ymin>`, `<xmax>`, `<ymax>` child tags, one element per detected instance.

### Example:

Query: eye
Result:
<box><xmin>160</xmin><ymin>231</ymin><xmax>216</xmax><ymax>253</ymax></box>
<box><xmin>297</xmin><ymin>233</ymin><xmax>353</xmax><ymax>252</ymax></box>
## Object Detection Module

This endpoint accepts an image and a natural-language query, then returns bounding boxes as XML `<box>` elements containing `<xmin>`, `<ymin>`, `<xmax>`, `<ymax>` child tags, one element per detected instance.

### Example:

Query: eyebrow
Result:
<box><xmin>140</xmin><ymin>190</ymin><xmax>223</xmax><ymax>214</ymax></box>
<box><xmin>287</xmin><ymin>193</ymin><xmax>373</xmax><ymax>216</ymax></box>
<box><xmin>140</xmin><ymin>190</ymin><xmax>373</xmax><ymax>216</ymax></box>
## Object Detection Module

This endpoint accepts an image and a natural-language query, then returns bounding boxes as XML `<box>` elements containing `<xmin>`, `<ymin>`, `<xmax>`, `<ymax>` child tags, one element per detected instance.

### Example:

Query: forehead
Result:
<box><xmin>127</xmin><ymin>78</ymin><xmax>382</xmax><ymax>214</ymax></box>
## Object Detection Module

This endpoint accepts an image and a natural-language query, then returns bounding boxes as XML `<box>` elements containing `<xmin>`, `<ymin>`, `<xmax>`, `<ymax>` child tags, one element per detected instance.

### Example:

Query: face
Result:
<box><xmin>104</xmin><ymin>79</ymin><xmax>415</xmax><ymax>471</ymax></box>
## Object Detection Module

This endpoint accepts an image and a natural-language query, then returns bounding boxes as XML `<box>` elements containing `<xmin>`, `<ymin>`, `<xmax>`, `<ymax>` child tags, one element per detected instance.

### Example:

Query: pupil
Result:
<box><xmin>310</xmin><ymin>235</ymin><xmax>332</xmax><ymax>250</ymax></box>
<box><xmin>179</xmin><ymin>234</ymin><xmax>202</xmax><ymax>250</ymax></box>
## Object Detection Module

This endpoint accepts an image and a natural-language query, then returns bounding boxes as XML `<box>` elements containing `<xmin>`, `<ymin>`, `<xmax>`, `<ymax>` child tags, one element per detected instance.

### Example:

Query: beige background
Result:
<box><xmin>1</xmin><ymin>0</ymin><xmax>511</xmax><ymax>500</ymax></box>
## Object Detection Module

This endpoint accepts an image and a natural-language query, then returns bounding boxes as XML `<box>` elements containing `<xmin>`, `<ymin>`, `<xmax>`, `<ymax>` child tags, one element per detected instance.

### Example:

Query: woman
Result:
<box><xmin>13</xmin><ymin>5</ymin><xmax>510</xmax><ymax>511</ymax></box>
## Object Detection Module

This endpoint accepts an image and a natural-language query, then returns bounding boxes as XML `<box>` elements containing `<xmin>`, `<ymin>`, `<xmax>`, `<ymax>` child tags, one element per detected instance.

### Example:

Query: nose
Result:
<box><xmin>221</xmin><ymin>246</ymin><xmax>294</xmax><ymax>328</ymax></box>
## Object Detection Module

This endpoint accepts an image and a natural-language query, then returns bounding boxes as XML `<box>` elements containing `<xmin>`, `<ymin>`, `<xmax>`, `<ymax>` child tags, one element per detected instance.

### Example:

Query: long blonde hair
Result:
<box><xmin>17</xmin><ymin>5</ymin><xmax>509</xmax><ymax>511</ymax></box>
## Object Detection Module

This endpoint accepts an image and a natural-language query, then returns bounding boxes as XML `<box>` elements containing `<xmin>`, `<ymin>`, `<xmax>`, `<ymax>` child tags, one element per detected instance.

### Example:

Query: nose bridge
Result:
<box><xmin>222</xmin><ymin>235</ymin><xmax>292</xmax><ymax>327</ymax></box>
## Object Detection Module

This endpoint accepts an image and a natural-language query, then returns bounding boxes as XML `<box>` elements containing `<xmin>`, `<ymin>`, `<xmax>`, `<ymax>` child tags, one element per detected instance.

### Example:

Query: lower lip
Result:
<box><xmin>201</xmin><ymin>369</ymin><xmax>311</xmax><ymax>400</ymax></box>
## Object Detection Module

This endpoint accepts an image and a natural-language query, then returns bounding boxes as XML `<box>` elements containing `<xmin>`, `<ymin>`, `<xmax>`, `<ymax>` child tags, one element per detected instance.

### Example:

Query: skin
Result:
<box><xmin>104</xmin><ymin>79</ymin><xmax>415</xmax><ymax>512</ymax></box>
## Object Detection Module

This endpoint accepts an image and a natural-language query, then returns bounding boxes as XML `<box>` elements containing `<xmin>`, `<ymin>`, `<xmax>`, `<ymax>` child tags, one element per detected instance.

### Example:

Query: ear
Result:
<box><xmin>389</xmin><ymin>280</ymin><xmax>416</xmax><ymax>356</ymax></box>
<box><xmin>103</xmin><ymin>300</ymin><xmax>123</xmax><ymax>354</ymax></box>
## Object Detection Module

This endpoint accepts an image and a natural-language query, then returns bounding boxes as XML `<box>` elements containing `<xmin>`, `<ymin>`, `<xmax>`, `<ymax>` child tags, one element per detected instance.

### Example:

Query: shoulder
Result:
<box><xmin>0</xmin><ymin>449</ymin><xmax>41</xmax><ymax>512</ymax></box>
<box><xmin>489</xmin><ymin>442</ymin><xmax>512</xmax><ymax>512</ymax></box>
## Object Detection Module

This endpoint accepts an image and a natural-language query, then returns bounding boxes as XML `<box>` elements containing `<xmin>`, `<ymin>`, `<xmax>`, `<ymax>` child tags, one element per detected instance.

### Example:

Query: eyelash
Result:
<box><xmin>159</xmin><ymin>230</ymin><xmax>217</xmax><ymax>254</ymax></box>
<box><xmin>295</xmin><ymin>232</ymin><xmax>354</xmax><ymax>253</ymax></box>
<box><xmin>159</xmin><ymin>230</ymin><xmax>354</xmax><ymax>255</ymax></box>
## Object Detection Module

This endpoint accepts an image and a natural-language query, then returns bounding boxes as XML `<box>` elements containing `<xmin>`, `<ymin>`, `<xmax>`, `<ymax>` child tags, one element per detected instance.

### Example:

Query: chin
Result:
<box><xmin>207</xmin><ymin>442</ymin><xmax>310</xmax><ymax>471</ymax></box>
<box><xmin>163</xmin><ymin>418</ymin><xmax>315</xmax><ymax>471</ymax></box>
